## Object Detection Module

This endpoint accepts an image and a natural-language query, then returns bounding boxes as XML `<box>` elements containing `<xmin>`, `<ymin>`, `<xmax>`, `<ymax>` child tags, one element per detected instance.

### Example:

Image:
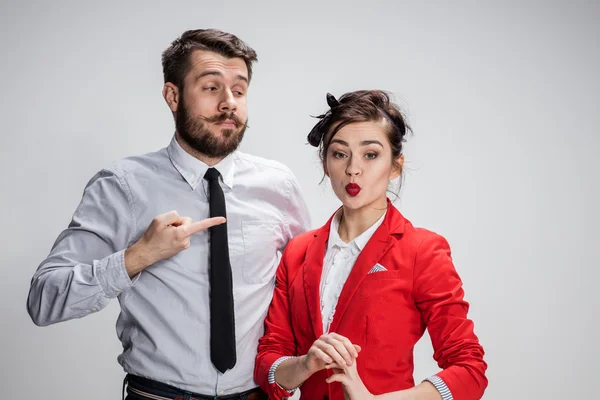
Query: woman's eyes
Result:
<box><xmin>332</xmin><ymin>151</ymin><xmax>379</xmax><ymax>159</ymax></box>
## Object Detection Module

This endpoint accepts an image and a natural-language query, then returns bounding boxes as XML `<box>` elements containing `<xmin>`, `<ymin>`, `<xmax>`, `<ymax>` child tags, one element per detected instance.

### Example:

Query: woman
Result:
<box><xmin>254</xmin><ymin>90</ymin><xmax>487</xmax><ymax>400</ymax></box>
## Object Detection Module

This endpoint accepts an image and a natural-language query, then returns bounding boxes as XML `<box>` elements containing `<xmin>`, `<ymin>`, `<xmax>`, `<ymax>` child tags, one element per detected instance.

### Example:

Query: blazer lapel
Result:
<box><xmin>328</xmin><ymin>201</ymin><xmax>405</xmax><ymax>333</ymax></box>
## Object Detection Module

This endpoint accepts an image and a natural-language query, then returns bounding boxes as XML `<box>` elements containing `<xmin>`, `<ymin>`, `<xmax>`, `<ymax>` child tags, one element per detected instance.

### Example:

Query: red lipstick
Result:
<box><xmin>345</xmin><ymin>183</ymin><xmax>361</xmax><ymax>197</ymax></box>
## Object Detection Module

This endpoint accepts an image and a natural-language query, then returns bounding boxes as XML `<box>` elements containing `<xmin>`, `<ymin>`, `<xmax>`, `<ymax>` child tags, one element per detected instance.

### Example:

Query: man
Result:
<box><xmin>27</xmin><ymin>29</ymin><xmax>311</xmax><ymax>400</ymax></box>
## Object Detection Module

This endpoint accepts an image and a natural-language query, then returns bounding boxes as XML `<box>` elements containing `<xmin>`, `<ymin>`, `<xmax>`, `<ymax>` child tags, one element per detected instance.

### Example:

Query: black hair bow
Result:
<box><xmin>307</xmin><ymin>93</ymin><xmax>339</xmax><ymax>147</ymax></box>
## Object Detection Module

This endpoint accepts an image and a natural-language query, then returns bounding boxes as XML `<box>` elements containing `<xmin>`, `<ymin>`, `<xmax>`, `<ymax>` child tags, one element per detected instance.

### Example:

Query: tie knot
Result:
<box><xmin>204</xmin><ymin>168</ymin><xmax>220</xmax><ymax>182</ymax></box>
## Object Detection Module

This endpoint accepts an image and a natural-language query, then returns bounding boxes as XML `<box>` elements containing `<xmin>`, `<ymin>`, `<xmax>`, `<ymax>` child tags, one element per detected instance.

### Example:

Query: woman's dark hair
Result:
<box><xmin>308</xmin><ymin>90</ymin><xmax>411</xmax><ymax>171</ymax></box>
<box><xmin>161</xmin><ymin>29</ymin><xmax>258</xmax><ymax>90</ymax></box>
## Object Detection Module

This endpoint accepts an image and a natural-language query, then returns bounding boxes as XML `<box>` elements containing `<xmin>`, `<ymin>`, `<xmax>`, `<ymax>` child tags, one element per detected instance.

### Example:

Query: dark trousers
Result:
<box><xmin>123</xmin><ymin>374</ymin><xmax>268</xmax><ymax>400</ymax></box>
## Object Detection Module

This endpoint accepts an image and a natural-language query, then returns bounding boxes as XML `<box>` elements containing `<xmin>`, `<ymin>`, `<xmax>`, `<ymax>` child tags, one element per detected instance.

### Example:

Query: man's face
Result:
<box><xmin>174</xmin><ymin>50</ymin><xmax>249</xmax><ymax>158</ymax></box>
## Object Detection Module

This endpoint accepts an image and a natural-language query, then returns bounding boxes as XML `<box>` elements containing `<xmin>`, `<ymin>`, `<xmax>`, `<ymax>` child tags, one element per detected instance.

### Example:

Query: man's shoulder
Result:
<box><xmin>234</xmin><ymin>151</ymin><xmax>295</xmax><ymax>180</ymax></box>
<box><xmin>104</xmin><ymin>147</ymin><xmax>169</xmax><ymax>179</ymax></box>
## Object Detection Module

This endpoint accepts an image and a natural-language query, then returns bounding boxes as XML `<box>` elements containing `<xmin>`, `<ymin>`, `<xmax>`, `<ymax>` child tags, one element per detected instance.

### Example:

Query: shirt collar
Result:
<box><xmin>167</xmin><ymin>135</ymin><xmax>236</xmax><ymax>190</ymax></box>
<box><xmin>327</xmin><ymin>209</ymin><xmax>387</xmax><ymax>253</ymax></box>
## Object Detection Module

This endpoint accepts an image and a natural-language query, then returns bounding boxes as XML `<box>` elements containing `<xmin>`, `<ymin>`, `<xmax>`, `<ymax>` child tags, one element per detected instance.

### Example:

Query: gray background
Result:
<box><xmin>1</xmin><ymin>1</ymin><xmax>598</xmax><ymax>399</ymax></box>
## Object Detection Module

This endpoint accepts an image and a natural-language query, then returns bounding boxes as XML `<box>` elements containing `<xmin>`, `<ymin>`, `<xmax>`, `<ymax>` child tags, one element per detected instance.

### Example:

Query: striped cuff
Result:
<box><xmin>94</xmin><ymin>249</ymin><xmax>136</xmax><ymax>298</ymax></box>
<box><xmin>268</xmin><ymin>356</ymin><xmax>300</xmax><ymax>394</ymax></box>
<box><xmin>424</xmin><ymin>375</ymin><xmax>453</xmax><ymax>400</ymax></box>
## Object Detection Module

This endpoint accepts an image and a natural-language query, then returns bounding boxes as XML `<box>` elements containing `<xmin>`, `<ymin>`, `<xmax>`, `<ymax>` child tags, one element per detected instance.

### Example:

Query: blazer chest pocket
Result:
<box><xmin>241</xmin><ymin>220</ymin><xmax>283</xmax><ymax>284</ymax></box>
<box><xmin>356</xmin><ymin>270</ymin><xmax>407</xmax><ymax>299</ymax></box>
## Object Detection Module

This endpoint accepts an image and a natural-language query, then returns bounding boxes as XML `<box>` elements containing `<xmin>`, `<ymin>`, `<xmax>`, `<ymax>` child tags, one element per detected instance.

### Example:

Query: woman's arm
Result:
<box><xmin>272</xmin><ymin>356</ymin><xmax>312</xmax><ymax>391</ymax></box>
<box><xmin>413</xmin><ymin>232</ymin><xmax>488</xmax><ymax>400</ymax></box>
<box><xmin>275</xmin><ymin>334</ymin><xmax>361</xmax><ymax>390</ymax></box>
<box><xmin>254</xmin><ymin>240</ymin><xmax>302</xmax><ymax>399</ymax></box>
<box><xmin>326</xmin><ymin>362</ymin><xmax>442</xmax><ymax>400</ymax></box>
<box><xmin>255</xmin><ymin>237</ymin><xmax>362</xmax><ymax>399</ymax></box>
<box><xmin>376</xmin><ymin>381</ymin><xmax>441</xmax><ymax>400</ymax></box>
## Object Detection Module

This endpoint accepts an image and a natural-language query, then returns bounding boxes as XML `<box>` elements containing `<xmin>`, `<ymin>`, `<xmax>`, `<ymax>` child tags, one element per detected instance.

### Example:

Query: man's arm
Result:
<box><xmin>27</xmin><ymin>169</ymin><xmax>136</xmax><ymax>326</ymax></box>
<box><xmin>26</xmin><ymin>169</ymin><xmax>225</xmax><ymax>327</ymax></box>
<box><xmin>283</xmin><ymin>172</ymin><xmax>311</xmax><ymax>240</ymax></box>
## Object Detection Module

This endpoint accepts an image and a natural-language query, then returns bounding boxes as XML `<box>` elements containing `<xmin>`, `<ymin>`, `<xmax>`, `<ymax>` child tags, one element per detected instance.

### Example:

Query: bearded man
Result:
<box><xmin>27</xmin><ymin>29</ymin><xmax>310</xmax><ymax>400</ymax></box>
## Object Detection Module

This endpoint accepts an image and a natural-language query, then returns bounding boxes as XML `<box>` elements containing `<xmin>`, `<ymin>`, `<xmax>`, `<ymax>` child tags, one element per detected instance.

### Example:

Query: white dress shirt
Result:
<box><xmin>27</xmin><ymin>136</ymin><xmax>311</xmax><ymax>396</ymax></box>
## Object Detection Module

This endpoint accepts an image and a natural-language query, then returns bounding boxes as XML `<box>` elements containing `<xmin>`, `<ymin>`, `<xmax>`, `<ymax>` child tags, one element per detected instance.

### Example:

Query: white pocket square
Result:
<box><xmin>368</xmin><ymin>263</ymin><xmax>388</xmax><ymax>274</ymax></box>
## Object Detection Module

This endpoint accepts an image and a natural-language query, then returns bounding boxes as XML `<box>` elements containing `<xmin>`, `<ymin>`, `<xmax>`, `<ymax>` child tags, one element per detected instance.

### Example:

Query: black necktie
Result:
<box><xmin>204</xmin><ymin>167</ymin><xmax>236</xmax><ymax>373</ymax></box>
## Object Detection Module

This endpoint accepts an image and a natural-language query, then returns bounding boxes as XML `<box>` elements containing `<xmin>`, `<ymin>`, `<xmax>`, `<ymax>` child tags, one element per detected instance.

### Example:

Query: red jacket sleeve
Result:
<box><xmin>413</xmin><ymin>232</ymin><xmax>488</xmax><ymax>400</ymax></box>
<box><xmin>254</xmin><ymin>239</ymin><xmax>300</xmax><ymax>400</ymax></box>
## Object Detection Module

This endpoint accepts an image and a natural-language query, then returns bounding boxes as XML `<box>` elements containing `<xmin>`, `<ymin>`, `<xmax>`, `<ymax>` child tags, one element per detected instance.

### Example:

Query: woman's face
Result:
<box><xmin>325</xmin><ymin>120</ymin><xmax>402</xmax><ymax>212</ymax></box>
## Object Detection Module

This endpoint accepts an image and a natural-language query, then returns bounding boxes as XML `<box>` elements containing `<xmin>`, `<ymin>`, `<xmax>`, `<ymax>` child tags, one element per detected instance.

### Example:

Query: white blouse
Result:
<box><xmin>320</xmin><ymin>210</ymin><xmax>386</xmax><ymax>333</ymax></box>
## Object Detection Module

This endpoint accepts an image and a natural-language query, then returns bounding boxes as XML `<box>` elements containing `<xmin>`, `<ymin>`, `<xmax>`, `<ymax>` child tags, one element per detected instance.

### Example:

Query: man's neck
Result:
<box><xmin>175</xmin><ymin>133</ymin><xmax>225</xmax><ymax>167</ymax></box>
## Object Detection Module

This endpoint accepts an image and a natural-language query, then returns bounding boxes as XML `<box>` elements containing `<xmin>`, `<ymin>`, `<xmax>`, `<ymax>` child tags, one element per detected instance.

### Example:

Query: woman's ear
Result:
<box><xmin>162</xmin><ymin>83</ymin><xmax>179</xmax><ymax>113</ymax></box>
<box><xmin>389</xmin><ymin>154</ymin><xmax>404</xmax><ymax>180</ymax></box>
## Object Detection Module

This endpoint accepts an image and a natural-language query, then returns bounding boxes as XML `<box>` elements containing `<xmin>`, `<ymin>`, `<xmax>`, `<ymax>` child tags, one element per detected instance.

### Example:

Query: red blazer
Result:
<box><xmin>255</xmin><ymin>201</ymin><xmax>487</xmax><ymax>400</ymax></box>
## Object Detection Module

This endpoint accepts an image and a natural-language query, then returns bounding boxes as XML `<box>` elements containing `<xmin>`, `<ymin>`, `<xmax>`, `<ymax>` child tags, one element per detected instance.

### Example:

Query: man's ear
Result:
<box><xmin>162</xmin><ymin>82</ymin><xmax>179</xmax><ymax>113</ymax></box>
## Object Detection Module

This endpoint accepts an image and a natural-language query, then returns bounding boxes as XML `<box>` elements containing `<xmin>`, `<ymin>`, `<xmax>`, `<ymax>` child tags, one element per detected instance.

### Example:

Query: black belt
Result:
<box><xmin>123</xmin><ymin>374</ymin><xmax>268</xmax><ymax>400</ymax></box>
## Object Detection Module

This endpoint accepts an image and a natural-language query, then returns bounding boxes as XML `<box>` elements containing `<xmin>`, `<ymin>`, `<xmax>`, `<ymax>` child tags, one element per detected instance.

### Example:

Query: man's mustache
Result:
<box><xmin>202</xmin><ymin>112</ymin><xmax>244</xmax><ymax>127</ymax></box>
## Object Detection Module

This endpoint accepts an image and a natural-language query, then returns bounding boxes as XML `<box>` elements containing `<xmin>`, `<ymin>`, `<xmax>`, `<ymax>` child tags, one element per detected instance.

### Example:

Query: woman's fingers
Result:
<box><xmin>318</xmin><ymin>342</ymin><xmax>348</xmax><ymax>367</ymax></box>
<box><xmin>325</xmin><ymin>370</ymin><xmax>349</xmax><ymax>385</ymax></box>
<box><xmin>329</xmin><ymin>333</ymin><xmax>359</xmax><ymax>359</ymax></box>
<box><xmin>311</xmin><ymin>347</ymin><xmax>333</xmax><ymax>364</ymax></box>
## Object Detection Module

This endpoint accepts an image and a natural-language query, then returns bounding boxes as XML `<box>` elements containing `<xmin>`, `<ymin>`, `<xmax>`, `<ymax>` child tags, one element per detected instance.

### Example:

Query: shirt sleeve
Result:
<box><xmin>27</xmin><ymin>169</ymin><xmax>138</xmax><ymax>326</ymax></box>
<box><xmin>268</xmin><ymin>356</ymin><xmax>300</xmax><ymax>395</ymax></box>
<box><xmin>283</xmin><ymin>172</ymin><xmax>311</xmax><ymax>241</ymax></box>
<box><xmin>424</xmin><ymin>375</ymin><xmax>453</xmax><ymax>400</ymax></box>
<box><xmin>413</xmin><ymin>232</ymin><xmax>488</xmax><ymax>400</ymax></box>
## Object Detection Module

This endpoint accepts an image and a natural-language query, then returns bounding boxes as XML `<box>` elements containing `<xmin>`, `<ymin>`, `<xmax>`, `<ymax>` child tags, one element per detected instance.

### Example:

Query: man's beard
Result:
<box><xmin>175</xmin><ymin>101</ymin><xmax>247</xmax><ymax>158</ymax></box>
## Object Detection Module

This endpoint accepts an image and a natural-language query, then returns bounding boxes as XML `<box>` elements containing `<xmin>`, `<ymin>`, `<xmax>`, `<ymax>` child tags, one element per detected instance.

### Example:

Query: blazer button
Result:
<box><xmin>324</xmin><ymin>397</ymin><xmax>329</xmax><ymax>400</ymax></box>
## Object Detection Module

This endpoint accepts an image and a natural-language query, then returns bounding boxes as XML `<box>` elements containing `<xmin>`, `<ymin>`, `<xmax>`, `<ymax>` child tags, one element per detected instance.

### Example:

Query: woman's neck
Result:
<box><xmin>337</xmin><ymin>201</ymin><xmax>387</xmax><ymax>243</ymax></box>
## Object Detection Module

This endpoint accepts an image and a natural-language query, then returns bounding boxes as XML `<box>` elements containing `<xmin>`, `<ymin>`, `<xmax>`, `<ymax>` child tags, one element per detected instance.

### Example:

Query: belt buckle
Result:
<box><xmin>246</xmin><ymin>391</ymin><xmax>265</xmax><ymax>400</ymax></box>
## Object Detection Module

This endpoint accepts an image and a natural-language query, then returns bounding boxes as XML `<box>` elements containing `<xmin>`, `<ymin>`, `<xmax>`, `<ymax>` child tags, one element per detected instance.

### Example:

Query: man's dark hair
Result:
<box><xmin>162</xmin><ymin>29</ymin><xmax>258</xmax><ymax>89</ymax></box>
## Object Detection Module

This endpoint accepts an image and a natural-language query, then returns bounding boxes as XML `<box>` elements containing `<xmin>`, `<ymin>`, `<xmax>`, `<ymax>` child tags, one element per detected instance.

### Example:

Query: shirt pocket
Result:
<box><xmin>241</xmin><ymin>220</ymin><xmax>284</xmax><ymax>284</ymax></box>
